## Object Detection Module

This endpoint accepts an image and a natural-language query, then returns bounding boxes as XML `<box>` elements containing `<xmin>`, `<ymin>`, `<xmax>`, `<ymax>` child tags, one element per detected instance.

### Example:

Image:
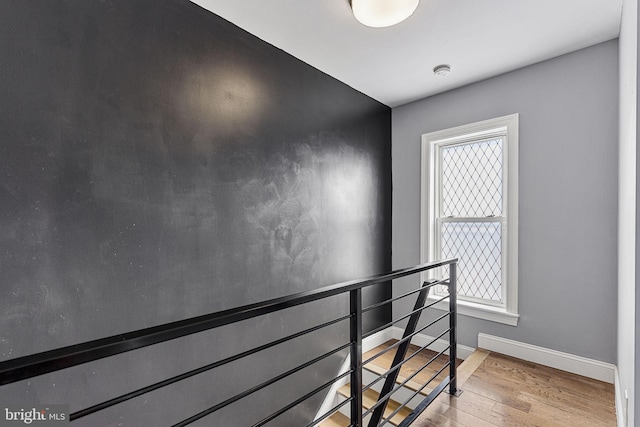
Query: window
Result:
<box><xmin>421</xmin><ymin>114</ymin><xmax>519</xmax><ymax>326</ymax></box>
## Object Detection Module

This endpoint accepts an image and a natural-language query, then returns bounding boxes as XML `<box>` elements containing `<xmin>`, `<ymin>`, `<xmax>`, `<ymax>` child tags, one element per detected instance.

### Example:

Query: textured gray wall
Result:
<box><xmin>392</xmin><ymin>40</ymin><xmax>618</xmax><ymax>363</ymax></box>
<box><xmin>0</xmin><ymin>0</ymin><xmax>391</xmax><ymax>425</ymax></box>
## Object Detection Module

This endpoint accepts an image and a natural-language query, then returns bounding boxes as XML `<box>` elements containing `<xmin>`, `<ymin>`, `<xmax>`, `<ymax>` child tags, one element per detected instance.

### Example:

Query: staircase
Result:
<box><xmin>320</xmin><ymin>340</ymin><xmax>489</xmax><ymax>426</ymax></box>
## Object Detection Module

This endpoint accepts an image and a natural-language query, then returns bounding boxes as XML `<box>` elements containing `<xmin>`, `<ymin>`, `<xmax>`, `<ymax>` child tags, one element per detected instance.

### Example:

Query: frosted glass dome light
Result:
<box><xmin>351</xmin><ymin>0</ymin><xmax>420</xmax><ymax>28</ymax></box>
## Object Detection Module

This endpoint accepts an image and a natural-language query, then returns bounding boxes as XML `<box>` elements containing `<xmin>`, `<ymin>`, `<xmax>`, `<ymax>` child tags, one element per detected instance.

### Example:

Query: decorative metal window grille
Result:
<box><xmin>440</xmin><ymin>222</ymin><xmax>502</xmax><ymax>302</ymax></box>
<box><xmin>441</xmin><ymin>139</ymin><xmax>503</xmax><ymax>218</ymax></box>
<box><xmin>435</xmin><ymin>137</ymin><xmax>506</xmax><ymax>306</ymax></box>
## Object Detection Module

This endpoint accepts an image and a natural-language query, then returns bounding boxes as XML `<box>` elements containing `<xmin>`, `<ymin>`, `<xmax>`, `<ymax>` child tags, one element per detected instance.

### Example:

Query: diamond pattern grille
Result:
<box><xmin>441</xmin><ymin>222</ymin><xmax>502</xmax><ymax>302</ymax></box>
<box><xmin>441</xmin><ymin>138</ymin><xmax>503</xmax><ymax>217</ymax></box>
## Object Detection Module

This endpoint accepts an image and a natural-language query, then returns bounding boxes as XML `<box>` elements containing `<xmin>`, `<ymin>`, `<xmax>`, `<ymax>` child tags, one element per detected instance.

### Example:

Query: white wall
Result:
<box><xmin>392</xmin><ymin>41</ymin><xmax>619</xmax><ymax>364</ymax></box>
<box><xmin>618</xmin><ymin>0</ymin><xmax>638</xmax><ymax>425</ymax></box>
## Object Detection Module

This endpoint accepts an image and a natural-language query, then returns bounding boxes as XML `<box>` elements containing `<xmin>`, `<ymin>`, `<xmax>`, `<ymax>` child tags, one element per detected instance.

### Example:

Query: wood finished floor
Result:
<box><xmin>324</xmin><ymin>340</ymin><xmax>616</xmax><ymax>427</ymax></box>
<box><xmin>412</xmin><ymin>350</ymin><xmax>616</xmax><ymax>427</ymax></box>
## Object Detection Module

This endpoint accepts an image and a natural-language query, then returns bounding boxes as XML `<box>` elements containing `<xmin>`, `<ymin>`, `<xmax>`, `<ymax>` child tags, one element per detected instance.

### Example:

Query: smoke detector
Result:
<box><xmin>433</xmin><ymin>64</ymin><xmax>451</xmax><ymax>77</ymax></box>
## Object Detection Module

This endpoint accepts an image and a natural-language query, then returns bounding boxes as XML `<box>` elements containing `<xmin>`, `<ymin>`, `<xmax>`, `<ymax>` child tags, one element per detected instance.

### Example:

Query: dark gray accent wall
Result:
<box><xmin>392</xmin><ymin>40</ymin><xmax>618</xmax><ymax>363</ymax></box>
<box><xmin>0</xmin><ymin>0</ymin><xmax>391</xmax><ymax>425</ymax></box>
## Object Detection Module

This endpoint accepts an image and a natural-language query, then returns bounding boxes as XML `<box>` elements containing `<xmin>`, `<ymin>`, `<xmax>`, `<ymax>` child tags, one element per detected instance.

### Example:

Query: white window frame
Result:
<box><xmin>421</xmin><ymin>114</ymin><xmax>519</xmax><ymax>326</ymax></box>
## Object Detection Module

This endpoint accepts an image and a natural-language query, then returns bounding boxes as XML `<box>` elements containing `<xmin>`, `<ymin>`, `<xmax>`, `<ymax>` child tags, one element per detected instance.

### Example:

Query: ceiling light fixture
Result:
<box><xmin>351</xmin><ymin>0</ymin><xmax>420</xmax><ymax>28</ymax></box>
<box><xmin>433</xmin><ymin>64</ymin><xmax>451</xmax><ymax>77</ymax></box>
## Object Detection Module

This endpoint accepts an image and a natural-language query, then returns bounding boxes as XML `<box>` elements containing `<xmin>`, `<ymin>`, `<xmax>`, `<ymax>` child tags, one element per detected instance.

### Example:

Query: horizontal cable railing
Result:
<box><xmin>0</xmin><ymin>258</ymin><xmax>458</xmax><ymax>426</ymax></box>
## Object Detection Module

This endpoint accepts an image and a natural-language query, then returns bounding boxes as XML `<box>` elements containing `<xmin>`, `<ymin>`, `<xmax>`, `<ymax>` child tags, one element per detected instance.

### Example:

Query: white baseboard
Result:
<box><xmin>390</xmin><ymin>326</ymin><xmax>475</xmax><ymax>360</ymax></box>
<box><xmin>363</xmin><ymin>327</ymin><xmax>396</xmax><ymax>351</ymax></box>
<box><xmin>477</xmin><ymin>333</ymin><xmax>615</xmax><ymax>384</ymax></box>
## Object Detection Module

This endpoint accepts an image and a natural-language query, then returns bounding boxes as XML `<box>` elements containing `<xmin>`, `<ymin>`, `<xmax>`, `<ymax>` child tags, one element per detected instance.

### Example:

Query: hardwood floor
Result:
<box><xmin>322</xmin><ymin>340</ymin><xmax>616</xmax><ymax>426</ymax></box>
<box><xmin>411</xmin><ymin>351</ymin><xmax>616</xmax><ymax>427</ymax></box>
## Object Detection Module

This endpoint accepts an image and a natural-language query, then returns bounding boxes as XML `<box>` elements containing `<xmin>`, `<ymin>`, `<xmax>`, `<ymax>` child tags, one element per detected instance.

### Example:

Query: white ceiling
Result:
<box><xmin>191</xmin><ymin>0</ymin><xmax>623</xmax><ymax>107</ymax></box>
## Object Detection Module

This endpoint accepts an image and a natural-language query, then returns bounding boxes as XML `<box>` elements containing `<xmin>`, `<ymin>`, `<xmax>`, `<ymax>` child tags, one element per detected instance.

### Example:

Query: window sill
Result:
<box><xmin>427</xmin><ymin>296</ymin><xmax>519</xmax><ymax>326</ymax></box>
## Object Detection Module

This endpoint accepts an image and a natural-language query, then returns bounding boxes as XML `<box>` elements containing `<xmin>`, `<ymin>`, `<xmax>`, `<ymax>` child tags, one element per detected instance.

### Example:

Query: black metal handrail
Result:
<box><xmin>0</xmin><ymin>258</ymin><xmax>459</xmax><ymax>426</ymax></box>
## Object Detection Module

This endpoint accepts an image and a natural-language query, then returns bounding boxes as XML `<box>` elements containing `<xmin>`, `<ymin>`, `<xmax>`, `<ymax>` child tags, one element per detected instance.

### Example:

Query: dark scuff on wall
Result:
<box><xmin>0</xmin><ymin>0</ymin><xmax>391</xmax><ymax>424</ymax></box>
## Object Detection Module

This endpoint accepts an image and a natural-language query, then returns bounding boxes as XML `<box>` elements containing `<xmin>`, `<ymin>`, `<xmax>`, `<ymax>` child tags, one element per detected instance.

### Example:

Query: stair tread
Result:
<box><xmin>321</xmin><ymin>342</ymin><xmax>489</xmax><ymax>427</ymax></box>
<box><xmin>338</xmin><ymin>384</ymin><xmax>412</xmax><ymax>425</ymax></box>
<box><xmin>364</xmin><ymin>362</ymin><xmax>436</xmax><ymax>396</ymax></box>
<box><xmin>363</xmin><ymin>340</ymin><xmax>488</xmax><ymax>393</ymax></box>
<box><xmin>456</xmin><ymin>347</ymin><xmax>490</xmax><ymax>386</ymax></box>
<box><xmin>318</xmin><ymin>411</ymin><xmax>350</xmax><ymax>427</ymax></box>
<box><xmin>364</xmin><ymin>340</ymin><xmax>460</xmax><ymax>387</ymax></box>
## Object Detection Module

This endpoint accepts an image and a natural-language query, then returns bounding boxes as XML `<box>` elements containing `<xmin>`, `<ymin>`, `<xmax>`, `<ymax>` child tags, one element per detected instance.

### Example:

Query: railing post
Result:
<box><xmin>448</xmin><ymin>261</ymin><xmax>459</xmax><ymax>396</ymax></box>
<box><xmin>350</xmin><ymin>289</ymin><xmax>363</xmax><ymax>426</ymax></box>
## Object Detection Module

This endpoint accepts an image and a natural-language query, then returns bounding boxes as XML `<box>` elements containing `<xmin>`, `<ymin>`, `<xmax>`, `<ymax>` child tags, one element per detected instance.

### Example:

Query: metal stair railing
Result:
<box><xmin>0</xmin><ymin>258</ymin><xmax>459</xmax><ymax>427</ymax></box>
